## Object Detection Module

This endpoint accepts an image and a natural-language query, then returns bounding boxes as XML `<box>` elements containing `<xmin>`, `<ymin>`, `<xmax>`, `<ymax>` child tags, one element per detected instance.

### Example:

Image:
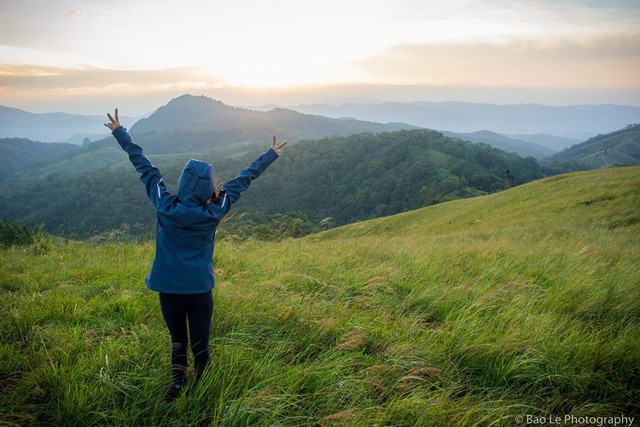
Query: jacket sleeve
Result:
<box><xmin>208</xmin><ymin>148</ymin><xmax>279</xmax><ymax>219</ymax></box>
<box><xmin>111</xmin><ymin>126</ymin><xmax>171</xmax><ymax>209</ymax></box>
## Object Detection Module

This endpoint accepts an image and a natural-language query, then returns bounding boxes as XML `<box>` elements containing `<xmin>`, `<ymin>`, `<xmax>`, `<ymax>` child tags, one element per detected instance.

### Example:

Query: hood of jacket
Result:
<box><xmin>177</xmin><ymin>159</ymin><xmax>215</xmax><ymax>207</ymax></box>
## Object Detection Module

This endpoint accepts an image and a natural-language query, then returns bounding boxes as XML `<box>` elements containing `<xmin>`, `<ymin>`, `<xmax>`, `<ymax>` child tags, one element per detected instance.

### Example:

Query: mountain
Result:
<box><xmin>110</xmin><ymin>95</ymin><xmax>421</xmax><ymax>157</ymax></box>
<box><xmin>1</xmin><ymin>167</ymin><xmax>638</xmax><ymax>425</ymax></box>
<box><xmin>61</xmin><ymin>133</ymin><xmax>107</xmax><ymax>145</ymax></box>
<box><xmin>0</xmin><ymin>105</ymin><xmax>140</xmax><ymax>143</ymax></box>
<box><xmin>131</xmin><ymin>94</ymin><xmax>418</xmax><ymax>137</ymax></box>
<box><xmin>0</xmin><ymin>129</ymin><xmax>550</xmax><ymax>237</ymax></box>
<box><xmin>545</xmin><ymin>124</ymin><xmax>640</xmax><ymax>168</ymax></box>
<box><xmin>288</xmin><ymin>101</ymin><xmax>640</xmax><ymax>140</ymax></box>
<box><xmin>0</xmin><ymin>138</ymin><xmax>82</xmax><ymax>181</ymax></box>
<box><xmin>440</xmin><ymin>130</ymin><xmax>555</xmax><ymax>159</ymax></box>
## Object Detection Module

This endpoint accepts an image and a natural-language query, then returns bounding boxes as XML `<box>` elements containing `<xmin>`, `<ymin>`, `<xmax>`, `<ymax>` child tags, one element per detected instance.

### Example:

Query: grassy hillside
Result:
<box><xmin>1</xmin><ymin>167</ymin><xmax>638</xmax><ymax>426</ymax></box>
<box><xmin>546</xmin><ymin>124</ymin><xmax>640</xmax><ymax>168</ymax></box>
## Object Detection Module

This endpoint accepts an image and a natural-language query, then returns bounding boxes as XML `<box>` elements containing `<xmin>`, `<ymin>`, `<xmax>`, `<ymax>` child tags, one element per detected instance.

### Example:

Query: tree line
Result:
<box><xmin>0</xmin><ymin>129</ymin><xmax>578</xmax><ymax>240</ymax></box>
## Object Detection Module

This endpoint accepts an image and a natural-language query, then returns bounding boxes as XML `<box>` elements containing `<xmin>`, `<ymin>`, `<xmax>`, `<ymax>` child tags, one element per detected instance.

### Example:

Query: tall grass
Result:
<box><xmin>1</xmin><ymin>167</ymin><xmax>639</xmax><ymax>426</ymax></box>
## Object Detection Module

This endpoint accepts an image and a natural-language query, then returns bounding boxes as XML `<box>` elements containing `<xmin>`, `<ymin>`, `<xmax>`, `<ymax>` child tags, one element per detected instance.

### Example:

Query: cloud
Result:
<box><xmin>353</xmin><ymin>32</ymin><xmax>640</xmax><ymax>89</ymax></box>
<box><xmin>0</xmin><ymin>63</ymin><xmax>236</xmax><ymax>114</ymax></box>
<box><xmin>0</xmin><ymin>64</ymin><xmax>228</xmax><ymax>115</ymax></box>
<box><xmin>0</xmin><ymin>64</ymin><xmax>222</xmax><ymax>92</ymax></box>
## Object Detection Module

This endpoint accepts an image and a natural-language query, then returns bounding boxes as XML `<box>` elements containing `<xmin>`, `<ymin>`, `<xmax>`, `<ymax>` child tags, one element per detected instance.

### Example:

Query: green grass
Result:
<box><xmin>1</xmin><ymin>166</ymin><xmax>639</xmax><ymax>426</ymax></box>
<box><xmin>579</xmin><ymin>150</ymin><xmax>639</xmax><ymax>169</ymax></box>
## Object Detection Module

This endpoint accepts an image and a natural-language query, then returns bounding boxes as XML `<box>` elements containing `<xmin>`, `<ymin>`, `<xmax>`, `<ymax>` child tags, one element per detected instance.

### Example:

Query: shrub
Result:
<box><xmin>0</xmin><ymin>219</ymin><xmax>50</xmax><ymax>253</ymax></box>
<box><xmin>0</xmin><ymin>219</ymin><xmax>35</xmax><ymax>246</ymax></box>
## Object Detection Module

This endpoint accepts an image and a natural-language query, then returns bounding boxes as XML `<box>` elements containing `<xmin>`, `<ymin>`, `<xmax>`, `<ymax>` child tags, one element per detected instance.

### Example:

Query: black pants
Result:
<box><xmin>159</xmin><ymin>291</ymin><xmax>213</xmax><ymax>383</ymax></box>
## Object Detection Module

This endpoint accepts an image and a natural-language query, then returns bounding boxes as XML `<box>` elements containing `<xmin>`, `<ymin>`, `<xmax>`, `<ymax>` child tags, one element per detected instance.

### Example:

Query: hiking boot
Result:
<box><xmin>164</xmin><ymin>383</ymin><xmax>183</xmax><ymax>402</ymax></box>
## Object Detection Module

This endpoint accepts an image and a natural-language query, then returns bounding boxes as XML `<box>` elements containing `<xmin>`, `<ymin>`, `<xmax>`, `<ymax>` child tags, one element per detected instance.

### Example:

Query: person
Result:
<box><xmin>104</xmin><ymin>108</ymin><xmax>287</xmax><ymax>401</ymax></box>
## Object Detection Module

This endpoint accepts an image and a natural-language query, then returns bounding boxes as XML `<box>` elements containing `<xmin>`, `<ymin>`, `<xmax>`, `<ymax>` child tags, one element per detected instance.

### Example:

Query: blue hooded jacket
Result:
<box><xmin>111</xmin><ymin>125</ymin><xmax>279</xmax><ymax>294</ymax></box>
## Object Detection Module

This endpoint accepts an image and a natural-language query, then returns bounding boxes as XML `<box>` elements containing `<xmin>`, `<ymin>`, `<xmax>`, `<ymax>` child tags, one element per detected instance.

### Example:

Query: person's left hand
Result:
<box><xmin>104</xmin><ymin>108</ymin><xmax>121</xmax><ymax>131</ymax></box>
<box><xmin>271</xmin><ymin>136</ymin><xmax>288</xmax><ymax>156</ymax></box>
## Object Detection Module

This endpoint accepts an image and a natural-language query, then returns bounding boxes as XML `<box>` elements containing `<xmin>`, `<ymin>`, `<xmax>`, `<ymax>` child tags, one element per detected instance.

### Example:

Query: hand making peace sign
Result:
<box><xmin>104</xmin><ymin>108</ymin><xmax>121</xmax><ymax>131</ymax></box>
<box><xmin>271</xmin><ymin>136</ymin><xmax>288</xmax><ymax>156</ymax></box>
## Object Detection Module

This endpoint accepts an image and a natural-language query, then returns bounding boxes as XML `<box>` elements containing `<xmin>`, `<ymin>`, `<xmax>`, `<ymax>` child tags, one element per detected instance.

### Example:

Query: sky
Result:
<box><xmin>1</xmin><ymin>0</ymin><xmax>639</xmax><ymax>114</ymax></box>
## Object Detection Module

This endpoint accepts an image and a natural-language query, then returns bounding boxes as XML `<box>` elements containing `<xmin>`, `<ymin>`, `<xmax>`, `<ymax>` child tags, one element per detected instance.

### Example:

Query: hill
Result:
<box><xmin>0</xmin><ymin>105</ymin><xmax>139</xmax><ymax>143</ymax></box>
<box><xmin>441</xmin><ymin>130</ymin><xmax>555</xmax><ymax>159</ymax></box>
<box><xmin>289</xmin><ymin>101</ymin><xmax>640</xmax><ymax>140</ymax></box>
<box><xmin>0</xmin><ymin>138</ymin><xmax>82</xmax><ymax>181</ymax></box>
<box><xmin>1</xmin><ymin>166</ymin><xmax>638</xmax><ymax>425</ymax></box>
<box><xmin>0</xmin><ymin>129</ymin><xmax>550</xmax><ymax>238</ymax></box>
<box><xmin>545</xmin><ymin>124</ymin><xmax>640</xmax><ymax>168</ymax></box>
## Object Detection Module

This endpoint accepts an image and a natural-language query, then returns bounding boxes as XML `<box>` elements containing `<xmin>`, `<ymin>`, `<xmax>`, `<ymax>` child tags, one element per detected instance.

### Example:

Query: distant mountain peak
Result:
<box><xmin>160</xmin><ymin>94</ymin><xmax>233</xmax><ymax>113</ymax></box>
<box><xmin>167</xmin><ymin>94</ymin><xmax>226</xmax><ymax>106</ymax></box>
<box><xmin>130</xmin><ymin>94</ymin><xmax>244</xmax><ymax>132</ymax></box>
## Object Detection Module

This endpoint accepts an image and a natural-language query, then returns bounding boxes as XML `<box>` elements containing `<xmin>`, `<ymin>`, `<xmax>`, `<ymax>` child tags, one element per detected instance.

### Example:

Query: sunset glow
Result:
<box><xmin>1</xmin><ymin>0</ymin><xmax>639</xmax><ymax>113</ymax></box>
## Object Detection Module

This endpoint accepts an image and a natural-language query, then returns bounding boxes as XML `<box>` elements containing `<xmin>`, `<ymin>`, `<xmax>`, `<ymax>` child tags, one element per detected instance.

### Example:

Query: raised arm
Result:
<box><xmin>210</xmin><ymin>136</ymin><xmax>286</xmax><ymax>218</ymax></box>
<box><xmin>105</xmin><ymin>108</ymin><xmax>171</xmax><ymax>208</ymax></box>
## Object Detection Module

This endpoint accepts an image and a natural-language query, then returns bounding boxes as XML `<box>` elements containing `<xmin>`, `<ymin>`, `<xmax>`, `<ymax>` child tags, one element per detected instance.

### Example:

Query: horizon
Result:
<box><xmin>5</xmin><ymin>91</ymin><xmax>640</xmax><ymax>118</ymax></box>
<box><xmin>1</xmin><ymin>0</ymin><xmax>640</xmax><ymax>115</ymax></box>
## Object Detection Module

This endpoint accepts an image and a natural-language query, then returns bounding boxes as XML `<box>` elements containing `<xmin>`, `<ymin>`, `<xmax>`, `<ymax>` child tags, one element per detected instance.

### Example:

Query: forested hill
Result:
<box><xmin>544</xmin><ymin>124</ymin><xmax>640</xmax><ymax>168</ymax></box>
<box><xmin>0</xmin><ymin>129</ymin><xmax>552</xmax><ymax>238</ymax></box>
<box><xmin>0</xmin><ymin>138</ymin><xmax>82</xmax><ymax>181</ymax></box>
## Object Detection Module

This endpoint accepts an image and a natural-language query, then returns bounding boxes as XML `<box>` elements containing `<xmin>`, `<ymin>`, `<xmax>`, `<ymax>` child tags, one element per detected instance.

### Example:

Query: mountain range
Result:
<box><xmin>4</xmin><ymin>97</ymin><xmax>638</xmax><ymax>152</ymax></box>
<box><xmin>0</xmin><ymin>96</ymin><xmax>417</xmax><ymax>146</ymax></box>
<box><xmin>130</xmin><ymin>95</ymin><xmax>416</xmax><ymax>137</ymax></box>
<box><xmin>0</xmin><ymin>94</ymin><xmax>562</xmax><ymax>238</ymax></box>
<box><xmin>0</xmin><ymin>95</ymin><xmax>420</xmax><ymax>184</ymax></box>
<box><xmin>1</xmin><ymin>94</ymin><xmax>638</xmax><ymax>239</ymax></box>
<box><xmin>0</xmin><ymin>105</ymin><xmax>141</xmax><ymax>143</ymax></box>
<box><xmin>287</xmin><ymin>101</ymin><xmax>640</xmax><ymax>141</ymax></box>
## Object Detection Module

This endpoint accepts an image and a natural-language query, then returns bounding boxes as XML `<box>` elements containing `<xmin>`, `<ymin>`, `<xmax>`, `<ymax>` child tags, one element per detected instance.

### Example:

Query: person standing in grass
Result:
<box><xmin>104</xmin><ymin>108</ymin><xmax>287</xmax><ymax>401</ymax></box>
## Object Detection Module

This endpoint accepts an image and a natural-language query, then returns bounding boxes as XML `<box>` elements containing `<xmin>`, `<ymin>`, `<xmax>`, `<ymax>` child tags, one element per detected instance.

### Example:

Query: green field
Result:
<box><xmin>1</xmin><ymin>167</ymin><xmax>639</xmax><ymax>426</ymax></box>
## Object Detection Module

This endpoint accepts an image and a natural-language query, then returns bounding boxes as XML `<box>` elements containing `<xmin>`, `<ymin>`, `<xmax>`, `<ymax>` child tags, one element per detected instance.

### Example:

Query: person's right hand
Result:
<box><xmin>104</xmin><ymin>108</ymin><xmax>121</xmax><ymax>131</ymax></box>
<box><xmin>271</xmin><ymin>136</ymin><xmax>287</xmax><ymax>156</ymax></box>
